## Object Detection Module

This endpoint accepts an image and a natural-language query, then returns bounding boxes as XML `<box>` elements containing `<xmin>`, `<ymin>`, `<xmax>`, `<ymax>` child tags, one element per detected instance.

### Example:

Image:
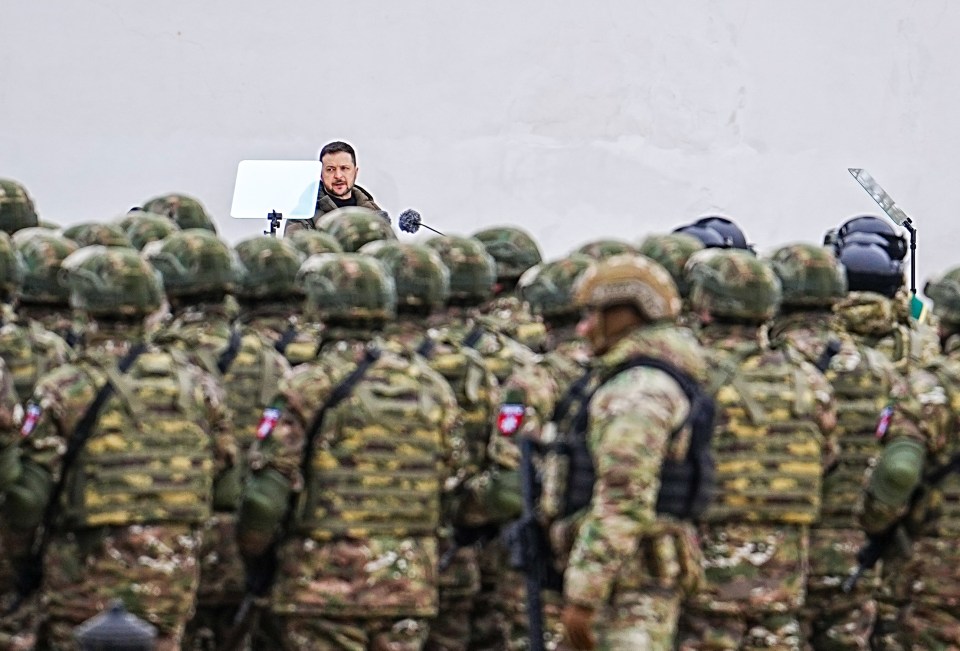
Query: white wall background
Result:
<box><xmin>2</xmin><ymin>0</ymin><xmax>958</xmax><ymax>285</ymax></box>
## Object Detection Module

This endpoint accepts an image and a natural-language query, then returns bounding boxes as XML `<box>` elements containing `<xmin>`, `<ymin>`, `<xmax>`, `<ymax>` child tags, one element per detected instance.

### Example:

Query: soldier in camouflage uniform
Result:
<box><xmin>638</xmin><ymin>232</ymin><xmax>705</xmax><ymax>324</ymax></box>
<box><xmin>146</xmin><ymin>230</ymin><xmax>291</xmax><ymax>649</ymax></box>
<box><xmin>559</xmin><ymin>254</ymin><xmax>707</xmax><ymax>650</ymax></box>
<box><xmin>318</xmin><ymin>206</ymin><xmax>397</xmax><ymax>252</ymax></box>
<box><xmin>61</xmin><ymin>221</ymin><xmax>133</xmax><ymax>248</ymax></box>
<box><xmin>0</xmin><ymin>246</ymin><xmax>234</xmax><ymax>650</ymax></box>
<box><xmin>677</xmin><ymin>250</ymin><xmax>835</xmax><ymax>650</ymax></box>
<box><xmin>233</xmin><ymin>236</ymin><xmax>321</xmax><ymax>366</ymax></box>
<box><xmin>12</xmin><ymin>228</ymin><xmax>80</xmax><ymax>345</ymax></box>
<box><xmin>236</xmin><ymin>252</ymin><xmax>455</xmax><ymax>650</ymax></box>
<box><xmin>472</xmin><ymin>226</ymin><xmax>549</xmax><ymax>353</ymax></box>
<box><xmin>767</xmin><ymin>243</ymin><xmax>913</xmax><ymax>650</ymax></box>
<box><xmin>142</xmin><ymin>193</ymin><xmax>219</xmax><ymax>233</ymax></box>
<box><xmin>0</xmin><ymin>179</ymin><xmax>39</xmax><ymax>235</ymax></box>
<box><xmin>288</xmin><ymin>228</ymin><xmax>344</xmax><ymax>258</ymax></box>
<box><xmin>123</xmin><ymin>210</ymin><xmax>181</xmax><ymax>250</ymax></box>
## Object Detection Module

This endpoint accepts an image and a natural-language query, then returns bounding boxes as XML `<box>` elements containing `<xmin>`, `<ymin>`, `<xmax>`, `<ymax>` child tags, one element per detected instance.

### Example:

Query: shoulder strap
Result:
<box><xmin>462</xmin><ymin>324</ymin><xmax>485</xmax><ymax>350</ymax></box>
<box><xmin>274</xmin><ymin>324</ymin><xmax>298</xmax><ymax>355</ymax></box>
<box><xmin>217</xmin><ymin>328</ymin><xmax>243</xmax><ymax>375</ymax></box>
<box><xmin>550</xmin><ymin>367</ymin><xmax>594</xmax><ymax>424</ymax></box>
<box><xmin>415</xmin><ymin>336</ymin><xmax>436</xmax><ymax>360</ymax></box>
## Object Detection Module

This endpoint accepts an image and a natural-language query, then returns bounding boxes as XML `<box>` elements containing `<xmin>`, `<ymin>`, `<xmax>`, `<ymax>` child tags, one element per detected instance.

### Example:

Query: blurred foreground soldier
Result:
<box><xmin>283</xmin><ymin>140</ymin><xmax>382</xmax><ymax>236</ymax></box>
<box><xmin>0</xmin><ymin>179</ymin><xmax>39</xmax><ymax>235</ymax></box>
<box><xmin>142</xmin><ymin>193</ymin><xmax>218</xmax><ymax>233</ymax></box>
<box><xmin>233</xmin><ymin>236</ymin><xmax>319</xmax><ymax>366</ymax></box>
<box><xmin>287</xmin><ymin>228</ymin><xmax>343</xmax><ymax>258</ymax></box>
<box><xmin>678</xmin><ymin>251</ymin><xmax>833</xmax><ymax>650</ymax></box>
<box><xmin>573</xmin><ymin>239</ymin><xmax>637</xmax><ymax>261</ymax></box>
<box><xmin>560</xmin><ymin>254</ymin><xmax>708</xmax><ymax>650</ymax></box>
<box><xmin>236</xmin><ymin>253</ymin><xmax>451</xmax><ymax>650</ymax></box>
<box><xmin>319</xmin><ymin>206</ymin><xmax>397</xmax><ymax>252</ymax></box>
<box><xmin>2</xmin><ymin>246</ymin><xmax>234</xmax><ymax>650</ymax></box>
<box><xmin>61</xmin><ymin>222</ymin><xmax>133</xmax><ymax>248</ymax></box>
<box><xmin>146</xmin><ymin>230</ymin><xmax>291</xmax><ymax>650</ymax></box>
<box><xmin>767</xmin><ymin>243</ymin><xmax>910</xmax><ymax>650</ymax></box>
<box><xmin>638</xmin><ymin>232</ymin><xmax>705</xmax><ymax>323</ymax></box>
<box><xmin>13</xmin><ymin>228</ymin><xmax>80</xmax><ymax>345</ymax></box>
<box><xmin>123</xmin><ymin>211</ymin><xmax>181</xmax><ymax>251</ymax></box>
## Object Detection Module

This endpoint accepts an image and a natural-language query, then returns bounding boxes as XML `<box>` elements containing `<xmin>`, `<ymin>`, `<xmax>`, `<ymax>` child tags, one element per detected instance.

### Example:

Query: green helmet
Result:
<box><xmin>518</xmin><ymin>254</ymin><xmax>593</xmax><ymax>318</ymax></box>
<box><xmin>234</xmin><ymin>236</ymin><xmax>305</xmax><ymax>301</ymax></box>
<box><xmin>298</xmin><ymin>253</ymin><xmax>396</xmax><ymax>321</ymax></box>
<box><xmin>13</xmin><ymin>228</ymin><xmax>78</xmax><ymax>305</ymax></box>
<box><xmin>124</xmin><ymin>211</ymin><xmax>181</xmax><ymax>250</ymax></box>
<box><xmin>769</xmin><ymin>243</ymin><xmax>848</xmax><ymax>308</ymax></box>
<box><xmin>321</xmin><ymin>207</ymin><xmax>397</xmax><ymax>252</ymax></box>
<box><xmin>575</xmin><ymin>239</ymin><xmax>638</xmax><ymax>261</ymax></box>
<box><xmin>360</xmin><ymin>241</ymin><xmax>449</xmax><ymax>312</ymax></box>
<box><xmin>141</xmin><ymin>194</ymin><xmax>217</xmax><ymax>233</ymax></box>
<box><xmin>144</xmin><ymin>229</ymin><xmax>238</xmax><ymax>300</ymax></box>
<box><xmin>288</xmin><ymin>229</ymin><xmax>344</xmax><ymax>258</ymax></box>
<box><xmin>925</xmin><ymin>266</ymin><xmax>960</xmax><ymax>325</ymax></box>
<box><xmin>0</xmin><ymin>231</ymin><xmax>22</xmax><ymax>300</ymax></box>
<box><xmin>425</xmin><ymin>235</ymin><xmax>497</xmax><ymax>304</ymax></box>
<box><xmin>472</xmin><ymin>226</ymin><xmax>542</xmax><ymax>282</ymax></box>
<box><xmin>0</xmin><ymin>179</ymin><xmax>39</xmax><ymax>234</ymax></box>
<box><xmin>62</xmin><ymin>222</ymin><xmax>133</xmax><ymax>248</ymax></box>
<box><xmin>61</xmin><ymin>246</ymin><xmax>163</xmax><ymax>318</ymax></box>
<box><xmin>690</xmin><ymin>250</ymin><xmax>782</xmax><ymax>321</ymax></box>
<box><xmin>638</xmin><ymin>233</ymin><xmax>705</xmax><ymax>298</ymax></box>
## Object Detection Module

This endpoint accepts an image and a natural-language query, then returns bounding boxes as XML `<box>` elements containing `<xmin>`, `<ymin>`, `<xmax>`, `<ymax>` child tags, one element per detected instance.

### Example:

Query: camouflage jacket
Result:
<box><xmin>0</xmin><ymin>309</ymin><xmax>73</xmax><ymax>403</ymax></box>
<box><xmin>283</xmin><ymin>185</ymin><xmax>381</xmax><ymax>236</ymax></box>
<box><xmin>564</xmin><ymin>323</ymin><xmax>707</xmax><ymax>607</ymax></box>
<box><xmin>479</xmin><ymin>294</ymin><xmax>548</xmax><ymax>353</ymax></box>
<box><xmin>236</xmin><ymin>304</ymin><xmax>322</xmax><ymax>366</ymax></box>
<box><xmin>17</xmin><ymin>305</ymin><xmax>80</xmax><ymax>347</ymax></box>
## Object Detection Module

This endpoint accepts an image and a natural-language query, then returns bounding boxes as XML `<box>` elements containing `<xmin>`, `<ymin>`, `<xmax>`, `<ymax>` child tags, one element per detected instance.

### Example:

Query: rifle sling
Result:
<box><xmin>217</xmin><ymin>328</ymin><xmax>243</xmax><ymax>375</ymax></box>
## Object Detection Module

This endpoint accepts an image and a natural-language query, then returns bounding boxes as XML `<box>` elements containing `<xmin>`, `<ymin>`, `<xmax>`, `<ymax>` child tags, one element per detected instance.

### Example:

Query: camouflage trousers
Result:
<box><xmin>468</xmin><ymin>537</ymin><xmax>510</xmax><ymax>650</ymax></box>
<box><xmin>36</xmin><ymin>524</ymin><xmax>201</xmax><ymax>651</ymax></box>
<box><xmin>0</xmin><ymin>529</ymin><xmax>39</xmax><ymax>651</ymax></box>
<box><xmin>556</xmin><ymin>586</ymin><xmax>682</xmax><ymax>651</ymax></box>
<box><xmin>677</xmin><ymin>611</ymin><xmax>805</xmax><ymax>650</ymax></box>
<box><xmin>278</xmin><ymin>615</ymin><xmax>430</xmax><ymax>651</ymax></box>
<box><xmin>425</xmin><ymin>540</ymin><xmax>480</xmax><ymax>651</ymax></box>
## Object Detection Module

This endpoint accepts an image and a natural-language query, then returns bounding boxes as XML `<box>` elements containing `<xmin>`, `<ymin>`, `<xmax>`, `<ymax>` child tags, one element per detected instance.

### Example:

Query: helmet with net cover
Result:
<box><xmin>925</xmin><ymin>267</ymin><xmax>960</xmax><ymax>326</ymax></box>
<box><xmin>13</xmin><ymin>228</ymin><xmax>78</xmax><ymax>305</ymax></box>
<box><xmin>768</xmin><ymin>243</ymin><xmax>848</xmax><ymax>308</ymax></box>
<box><xmin>471</xmin><ymin>226</ymin><xmax>542</xmax><ymax>282</ymax></box>
<box><xmin>0</xmin><ymin>179</ymin><xmax>39</xmax><ymax>235</ymax></box>
<box><xmin>0</xmin><ymin>232</ymin><xmax>21</xmax><ymax>300</ymax></box>
<box><xmin>61</xmin><ymin>246</ymin><xmax>163</xmax><ymax>318</ymax></box>
<box><xmin>638</xmin><ymin>233</ymin><xmax>705</xmax><ymax>298</ymax></box>
<box><xmin>144</xmin><ymin>229</ymin><xmax>238</xmax><ymax>300</ymax></box>
<box><xmin>359</xmin><ymin>241</ymin><xmax>449</xmax><ymax>312</ymax></box>
<box><xmin>124</xmin><ymin>211</ymin><xmax>180</xmax><ymax>250</ymax></box>
<box><xmin>141</xmin><ymin>194</ymin><xmax>217</xmax><ymax>233</ymax></box>
<box><xmin>575</xmin><ymin>239</ymin><xmax>638</xmax><ymax>261</ymax></box>
<box><xmin>288</xmin><ymin>229</ymin><xmax>344</xmax><ymax>258</ymax></box>
<box><xmin>425</xmin><ymin>235</ymin><xmax>497</xmax><ymax>304</ymax></box>
<box><xmin>574</xmin><ymin>254</ymin><xmax>681</xmax><ymax>322</ymax></box>
<box><xmin>518</xmin><ymin>254</ymin><xmax>593</xmax><ymax>319</ymax></box>
<box><xmin>62</xmin><ymin>222</ymin><xmax>133</xmax><ymax>248</ymax></box>
<box><xmin>689</xmin><ymin>250</ymin><xmax>782</xmax><ymax>321</ymax></box>
<box><xmin>318</xmin><ymin>207</ymin><xmax>397</xmax><ymax>252</ymax></box>
<box><xmin>233</xmin><ymin>236</ymin><xmax>305</xmax><ymax>301</ymax></box>
<box><xmin>298</xmin><ymin>253</ymin><xmax>396</xmax><ymax>322</ymax></box>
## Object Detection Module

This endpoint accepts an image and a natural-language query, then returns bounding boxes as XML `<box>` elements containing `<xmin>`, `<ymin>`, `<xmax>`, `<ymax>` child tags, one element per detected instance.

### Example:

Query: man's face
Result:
<box><xmin>321</xmin><ymin>151</ymin><xmax>358</xmax><ymax>199</ymax></box>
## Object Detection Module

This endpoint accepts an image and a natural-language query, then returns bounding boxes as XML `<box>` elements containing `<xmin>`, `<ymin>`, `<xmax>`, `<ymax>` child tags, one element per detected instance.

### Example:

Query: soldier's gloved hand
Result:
<box><xmin>561</xmin><ymin>603</ymin><xmax>596</xmax><ymax>650</ymax></box>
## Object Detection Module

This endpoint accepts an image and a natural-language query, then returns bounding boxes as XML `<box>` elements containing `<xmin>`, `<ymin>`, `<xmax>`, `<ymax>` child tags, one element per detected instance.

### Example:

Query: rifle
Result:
<box><xmin>843</xmin><ymin>449</ymin><xmax>960</xmax><ymax>593</ymax></box>
<box><xmin>220</xmin><ymin>346</ymin><xmax>380</xmax><ymax>651</ymax></box>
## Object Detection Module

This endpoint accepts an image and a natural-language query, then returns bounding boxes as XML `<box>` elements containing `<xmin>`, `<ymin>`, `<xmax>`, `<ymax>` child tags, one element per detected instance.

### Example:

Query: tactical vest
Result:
<box><xmin>703</xmin><ymin>342</ymin><xmax>824</xmax><ymax>525</ymax></box>
<box><xmin>0</xmin><ymin>321</ymin><xmax>65</xmax><ymax>401</ymax></box>
<box><xmin>222</xmin><ymin>331</ymin><xmax>285</xmax><ymax>438</ymax></box>
<box><xmin>916</xmin><ymin>361</ymin><xmax>960</xmax><ymax>538</ymax></box>
<box><xmin>552</xmin><ymin>355</ymin><xmax>715</xmax><ymax>521</ymax></box>
<box><xmin>63</xmin><ymin>351</ymin><xmax>214</xmax><ymax>529</ymax></box>
<box><xmin>300</xmin><ymin>352</ymin><xmax>444</xmax><ymax>540</ymax></box>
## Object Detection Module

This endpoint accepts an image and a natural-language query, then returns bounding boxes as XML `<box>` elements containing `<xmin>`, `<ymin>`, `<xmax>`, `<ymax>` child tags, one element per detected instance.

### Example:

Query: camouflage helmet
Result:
<box><xmin>61</xmin><ymin>246</ymin><xmax>163</xmax><ymax>318</ymax></box>
<box><xmin>144</xmin><ymin>229</ymin><xmax>238</xmax><ymax>299</ymax></box>
<box><xmin>359</xmin><ymin>241</ymin><xmax>449</xmax><ymax>312</ymax></box>
<box><xmin>141</xmin><ymin>194</ymin><xmax>217</xmax><ymax>233</ymax></box>
<box><xmin>319</xmin><ymin>207</ymin><xmax>397</xmax><ymax>252</ymax></box>
<box><xmin>62</xmin><ymin>222</ymin><xmax>133</xmax><ymax>248</ymax></box>
<box><xmin>637</xmin><ymin>233</ymin><xmax>705</xmax><ymax>298</ymax></box>
<box><xmin>0</xmin><ymin>179</ymin><xmax>39</xmax><ymax>234</ymax></box>
<box><xmin>425</xmin><ymin>235</ymin><xmax>497</xmax><ymax>304</ymax></box>
<box><xmin>0</xmin><ymin>231</ymin><xmax>21</xmax><ymax>299</ymax></box>
<box><xmin>288</xmin><ymin>229</ymin><xmax>344</xmax><ymax>258</ymax></box>
<box><xmin>768</xmin><ymin>243</ymin><xmax>848</xmax><ymax>308</ymax></box>
<box><xmin>518</xmin><ymin>254</ymin><xmax>593</xmax><ymax>319</ymax></box>
<box><xmin>575</xmin><ymin>239</ymin><xmax>638</xmax><ymax>261</ymax></box>
<box><xmin>233</xmin><ymin>236</ymin><xmax>305</xmax><ymax>300</ymax></box>
<box><xmin>471</xmin><ymin>226</ymin><xmax>542</xmax><ymax>282</ymax></box>
<box><xmin>13</xmin><ymin>228</ymin><xmax>78</xmax><ymax>305</ymax></box>
<box><xmin>298</xmin><ymin>253</ymin><xmax>396</xmax><ymax>322</ymax></box>
<box><xmin>574</xmin><ymin>254</ymin><xmax>681</xmax><ymax>322</ymax></box>
<box><xmin>689</xmin><ymin>250</ymin><xmax>782</xmax><ymax>321</ymax></box>
<box><xmin>925</xmin><ymin>266</ymin><xmax>960</xmax><ymax>325</ymax></box>
<box><xmin>124</xmin><ymin>211</ymin><xmax>181</xmax><ymax>250</ymax></box>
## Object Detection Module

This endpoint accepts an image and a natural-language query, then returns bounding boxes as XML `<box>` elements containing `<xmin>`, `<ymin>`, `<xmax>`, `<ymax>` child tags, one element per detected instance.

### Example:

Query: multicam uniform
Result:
<box><xmin>282</xmin><ymin>186</ymin><xmax>382</xmax><ymax>236</ymax></box>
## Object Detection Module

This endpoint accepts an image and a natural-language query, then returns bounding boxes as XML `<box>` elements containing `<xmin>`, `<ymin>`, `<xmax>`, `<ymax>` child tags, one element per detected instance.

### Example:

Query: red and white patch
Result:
<box><xmin>875</xmin><ymin>405</ymin><xmax>894</xmax><ymax>439</ymax></box>
<box><xmin>20</xmin><ymin>404</ymin><xmax>41</xmax><ymax>437</ymax></box>
<box><xmin>497</xmin><ymin>404</ymin><xmax>525</xmax><ymax>437</ymax></box>
<box><xmin>256</xmin><ymin>407</ymin><xmax>282</xmax><ymax>439</ymax></box>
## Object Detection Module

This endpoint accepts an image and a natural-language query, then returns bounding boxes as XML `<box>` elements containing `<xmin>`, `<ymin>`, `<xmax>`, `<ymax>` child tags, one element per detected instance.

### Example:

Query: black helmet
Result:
<box><xmin>672</xmin><ymin>223</ymin><xmax>728</xmax><ymax>249</ymax></box>
<box><xmin>692</xmin><ymin>216</ymin><xmax>749</xmax><ymax>250</ymax></box>
<box><xmin>838</xmin><ymin>241</ymin><xmax>903</xmax><ymax>298</ymax></box>
<box><xmin>833</xmin><ymin>215</ymin><xmax>907</xmax><ymax>261</ymax></box>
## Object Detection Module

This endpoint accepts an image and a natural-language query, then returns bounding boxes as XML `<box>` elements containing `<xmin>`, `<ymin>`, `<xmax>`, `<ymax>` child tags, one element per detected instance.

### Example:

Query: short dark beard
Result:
<box><xmin>324</xmin><ymin>182</ymin><xmax>353</xmax><ymax>200</ymax></box>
